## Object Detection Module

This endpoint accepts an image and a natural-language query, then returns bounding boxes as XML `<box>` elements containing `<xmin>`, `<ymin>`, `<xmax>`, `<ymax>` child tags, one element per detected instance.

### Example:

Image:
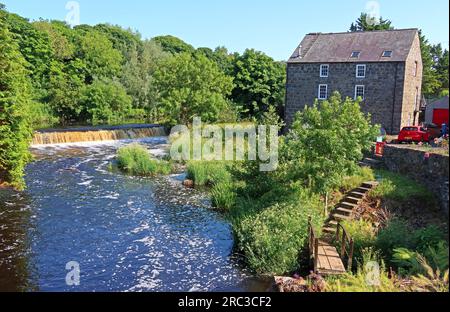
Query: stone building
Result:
<box><xmin>285</xmin><ymin>29</ymin><xmax>423</xmax><ymax>134</ymax></box>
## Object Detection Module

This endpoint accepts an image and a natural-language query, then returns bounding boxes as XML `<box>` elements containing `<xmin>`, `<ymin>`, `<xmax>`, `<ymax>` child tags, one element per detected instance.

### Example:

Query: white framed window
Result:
<box><xmin>414</xmin><ymin>61</ymin><xmax>418</xmax><ymax>77</ymax></box>
<box><xmin>354</xmin><ymin>85</ymin><xmax>365</xmax><ymax>100</ymax></box>
<box><xmin>320</xmin><ymin>64</ymin><xmax>329</xmax><ymax>77</ymax></box>
<box><xmin>318</xmin><ymin>84</ymin><xmax>328</xmax><ymax>100</ymax></box>
<box><xmin>356</xmin><ymin>64</ymin><xmax>366</xmax><ymax>78</ymax></box>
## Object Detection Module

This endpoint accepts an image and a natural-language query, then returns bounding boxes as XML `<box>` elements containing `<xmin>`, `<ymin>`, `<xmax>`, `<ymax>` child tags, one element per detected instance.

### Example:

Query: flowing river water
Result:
<box><xmin>0</xmin><ymin>137</ymin><xmax>270</xmax><ymax>292</ymax></box>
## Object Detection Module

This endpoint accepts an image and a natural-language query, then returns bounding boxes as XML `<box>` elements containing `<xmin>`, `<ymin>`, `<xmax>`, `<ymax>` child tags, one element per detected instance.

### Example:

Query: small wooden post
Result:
<box><xmin>314</xmin><ymin>238</ymin><xmax>319</xmax><ymax>273</ymax></box>
<box><xmin>335</xmin><ymin>223</ymin><xmax>340</xmax><ymax>242</ymax></box>
<box><xmin>308</xmin><ymin>217</ymin><xmax>312</xmax><ymax>258</ymax></box>
<box><xmin>324</xmin><ymin>192</ymin><xmax>328</xmax><ymax>216</ymax></box>
<box><xmin>348</xmin><ymin>239</ymin><xmax>354</xmax><ymax>271</ymax></box>
<box><xmin>340</xmin><ymin>226</ymin><xmax>346</xmax><ymax>259</ymax></box>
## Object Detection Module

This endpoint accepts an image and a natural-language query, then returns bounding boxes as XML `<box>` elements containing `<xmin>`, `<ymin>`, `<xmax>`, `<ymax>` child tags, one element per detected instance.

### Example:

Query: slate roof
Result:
<box><xmin>288</xmin><ymin>29</ymin><xmax>418</xmax><ymax>63</ymax></box>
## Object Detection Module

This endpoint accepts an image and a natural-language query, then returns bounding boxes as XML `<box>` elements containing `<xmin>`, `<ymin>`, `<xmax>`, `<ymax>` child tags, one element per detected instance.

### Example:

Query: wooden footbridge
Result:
<box><xmin>308</xmin><ymin>181</ymin><xmax>379</xmax><ymax>275</ymax></box>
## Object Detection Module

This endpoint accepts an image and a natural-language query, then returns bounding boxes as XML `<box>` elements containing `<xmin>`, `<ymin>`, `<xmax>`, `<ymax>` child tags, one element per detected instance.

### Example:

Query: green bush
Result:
<box><xmin>375</xmin><ymin>219</ymin><xmax>413</xmax><ymax>261</ymax></box>
<box><xmin>186</xmin><ymin>161</ymin><xmax>231</xmax><ymax>186</ymax></box>
<box><xmin>325</xmin><ymin>248</ymin><xmax>400</xmax><ymax>292</ymax></box>
<box><xmin>341</xmin><ymin>219</ymin><xmax>377</xmax><ymax>263</ymax></box>
<box><xmin>413</xmin><ymin>225</ymin><xmax>447</xmax><ymax>254</ymax></box>
<box><xmin>231</xmin><ymin>189</ymin><xmax>324</xmax><ymax>275</ymax></box>
<box><xmin>392</xmin><ymin>241</ymin><xmax>449</xmax><ymax>276</ymax></box>
<box><xmin>117</xmin><ymin>144</ymin><xmax>171</xmax><ymax>176</ymax></box>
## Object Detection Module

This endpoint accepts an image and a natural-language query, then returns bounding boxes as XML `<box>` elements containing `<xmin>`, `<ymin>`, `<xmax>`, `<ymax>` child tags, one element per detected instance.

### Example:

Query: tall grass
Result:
<box><xmin>186</xmin><ymin>161</ymin><xmax>236</xmax><ymax>210</ymax></box>
<box><xmin>230</xmin><ymin>188</ymin><xmax>324</xmax><ymax>275</ymax></box>
<box><xmin>186</xmin><ymin>161</ymin><xmax>231</xmax><ymax>186</ymax></box>
<box><xmin>340</xmin><ymin>167</ymin><xmax>375</xmax><ymax>192</ymax></box>
<box><xmin>117</xmin><ymin>144</ymin><xmax>172</xmax><ymax>176</ymax></box>
<box><xmin>325</xmin><ymin>248</ymin><xmax>399</xmax><ymax>292</ymax></box>
<box><xmin>371</xmin><ymin>169</ymin><xmax>435</xmax><ymax>203</ymax></box>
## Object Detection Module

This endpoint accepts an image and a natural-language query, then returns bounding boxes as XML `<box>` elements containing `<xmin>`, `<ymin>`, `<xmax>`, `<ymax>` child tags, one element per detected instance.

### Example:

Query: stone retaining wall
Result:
<box><xmin>383</xmin><ymin>145</ymin><xmax>449</xmax><ymax>216</ymax></box>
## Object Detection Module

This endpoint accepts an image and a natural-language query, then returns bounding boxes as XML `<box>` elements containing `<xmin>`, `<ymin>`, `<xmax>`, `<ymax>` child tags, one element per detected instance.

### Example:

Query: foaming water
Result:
<box><xmin>0</xmin><ymin>137</ymin><xmax>270</xmax><ymax>292</ymax></box>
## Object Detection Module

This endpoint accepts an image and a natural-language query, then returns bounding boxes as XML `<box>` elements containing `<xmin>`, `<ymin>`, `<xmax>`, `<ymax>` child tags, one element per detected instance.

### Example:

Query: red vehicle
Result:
<box><xmin>398</xmin><ymin>126</ymin><xmax>437</xmax><ymax>144</ymax></box>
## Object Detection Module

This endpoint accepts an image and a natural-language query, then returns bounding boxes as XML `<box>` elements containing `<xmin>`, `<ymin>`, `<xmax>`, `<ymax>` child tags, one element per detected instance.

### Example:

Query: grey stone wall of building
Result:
<box><xmin>285</xmin><ymin>62</ymin><xmax>407</xmax><ymax>133</ymax></box>
<box><xmin>383</xmin><ymin>145</ymin><xmax>449</xmax><ymax>216</ymax></box>
<box><xmin>402</xmin><ymin>34</ymin><xmax>423</xmax><ymax>128</ymax></box>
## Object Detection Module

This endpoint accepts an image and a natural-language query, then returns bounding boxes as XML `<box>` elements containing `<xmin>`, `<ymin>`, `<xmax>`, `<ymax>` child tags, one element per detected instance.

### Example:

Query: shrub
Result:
<box><xmin>117</xmin><ymin>144</ymin><xmax>171</xmax><ymax>176</ymax></box>
<box><xmin>392</xmin><ymin>242</ymin><xmax>449</xmax><ymax>276</ymax></box>
<box><xmin>341</xmin><ymin>219</ymin><xmax>377</xmax><ymax>263</ymax></box>
<box><xmin>186</xmin><ymin>161</ymin><xmax>231</xmax><ymax>187</ymax></box>
<box><xmin>413</xmin><ymin>225</ymin><xmax>447</xmax><ymax>254</ymax></box>
<box><xmin>375</xmin><ymin>219</ymin><xmax>413</xmax><ymax>261</ymax></box>
<box><xmin>231</xmin><ymin>189</ymin><xmax>324</xmax><ymax>275</ymax></box>
<box><xmin>325</xmin><ymin>248</ymin><xmax>399</xmax><ymax>292</ymax></box>
<box><xmin>285</xmin><ymin>92</ymin><xmax>379</xmax><ymax>195</ymax></box>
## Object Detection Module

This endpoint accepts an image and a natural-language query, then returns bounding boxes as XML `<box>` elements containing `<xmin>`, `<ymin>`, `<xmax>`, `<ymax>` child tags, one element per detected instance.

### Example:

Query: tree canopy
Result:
<box><xmin>153</xmin><ymin>53</ymin><xmax>234</xmax><ymax>125</ymax></box>
<box><xmin>349</xmin><ymin>13</ymin><xmax>394</xmax><ymax>32</ymax></box>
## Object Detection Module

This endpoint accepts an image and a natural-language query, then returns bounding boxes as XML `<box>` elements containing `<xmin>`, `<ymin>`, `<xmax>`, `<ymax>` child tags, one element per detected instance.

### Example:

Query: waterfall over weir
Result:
<box><xmin>32</xmin><ymin>124</ymin><xmax>167</xmax><ymax>145</ymax></box>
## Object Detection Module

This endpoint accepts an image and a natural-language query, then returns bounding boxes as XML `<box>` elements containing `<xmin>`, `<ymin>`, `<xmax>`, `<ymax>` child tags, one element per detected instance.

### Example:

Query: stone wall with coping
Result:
<box><xmin>383</xmin><ymin>145</ymin><xmax>449</xmax><ymax>216</ymax></box>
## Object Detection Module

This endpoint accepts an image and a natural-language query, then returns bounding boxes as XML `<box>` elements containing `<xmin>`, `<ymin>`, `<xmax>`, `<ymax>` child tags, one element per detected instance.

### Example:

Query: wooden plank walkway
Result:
<box><xmin>309</xmin><ymin>181</ymin><xmax>379</xmax><ymax>276</ymax></box>
<box><xmin>316</xmin><ymin>240</ymin><xmax>346</xmax><ymax>275</ymax></box>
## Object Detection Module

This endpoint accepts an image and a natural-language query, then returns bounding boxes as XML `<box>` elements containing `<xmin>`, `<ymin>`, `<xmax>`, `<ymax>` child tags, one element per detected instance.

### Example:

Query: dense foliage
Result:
<box><xmin>0</xmin><ymin>7</ymin><xmax>33</xmax><ymax>189</ymax></box>
<box><xmin>153</xmin><ymin>53</ymin><xmax>234</xmax><ymax>125</ymax></box>
<box><xmin>283</xmin><ymin>92</ymin><xmax>379</xmax><ymax>194</ymax></box>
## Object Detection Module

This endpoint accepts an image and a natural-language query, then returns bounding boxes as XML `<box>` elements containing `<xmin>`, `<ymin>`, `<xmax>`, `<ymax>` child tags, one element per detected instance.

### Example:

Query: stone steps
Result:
<box><xmin>322</xmin><ymin>181</ymin><xmax>379</xmax><ymax>239</ymax></box>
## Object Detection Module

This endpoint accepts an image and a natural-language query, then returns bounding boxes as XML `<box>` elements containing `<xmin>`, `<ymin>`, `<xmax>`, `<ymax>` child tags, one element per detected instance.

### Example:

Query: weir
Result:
<box><xmin>32</xmin><ymin>124</ymin><xmax>167</xmax><ymax>145</ymax></box>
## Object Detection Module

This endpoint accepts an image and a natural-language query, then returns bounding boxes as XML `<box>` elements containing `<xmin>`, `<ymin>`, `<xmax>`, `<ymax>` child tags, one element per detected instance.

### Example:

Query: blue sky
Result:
<box><xmin>2</xmin><ymin>0</ymin><xmax>449</xmax><ymax>60</ymax></box>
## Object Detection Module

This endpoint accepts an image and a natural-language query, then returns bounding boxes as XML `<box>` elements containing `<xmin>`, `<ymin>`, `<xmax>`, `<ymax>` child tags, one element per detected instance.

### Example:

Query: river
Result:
<box><xmin>0</xmin><ymin>137</ymin><xmax>269</xmax><ymax>292</ymax></box>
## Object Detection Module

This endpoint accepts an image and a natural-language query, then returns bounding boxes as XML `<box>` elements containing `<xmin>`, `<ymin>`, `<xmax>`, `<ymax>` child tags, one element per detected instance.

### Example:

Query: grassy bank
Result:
<box><xmin>326</xmin><ymin>170</ymin><xmax>449</xmax><ymax>292</ymax></box>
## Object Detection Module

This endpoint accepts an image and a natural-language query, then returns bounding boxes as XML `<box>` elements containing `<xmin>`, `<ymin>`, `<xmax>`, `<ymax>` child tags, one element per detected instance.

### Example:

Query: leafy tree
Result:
<box><xmin>231</xmin><ymin>49</ymin><xmax>286</xmax><ymax>120</ymax></box>
<box><xmin>151</xmin><ymin>35</ymin><xmax>195</xmax><ymax>55</ymax></box>
<box><xmin>93</xmin><ymin>23</ymin><xmax>142</xmax><ymax>58</ymax></box>
<box><xmin>3</xmin><ymin>11</ymin><xmax>53</xmax><ymax>98</ymax></box>
<box><xmin>153</xmin><ymin>53</ymin><xmax>234</xmax><ymax>125</ymax></box>
<box><xmin>430</xmin><ymin>44</ymin><xmax>449</xmax><ymax>97</ymax></box>
<box><xmin>283</xmin><ymin>92</ymin><xmax>379</xmax><ymax>194</ymax></box>
<box><xmin>47</xmin><ymin>59</ymin><xmax>86</xmax><ymax>123</ymax></box>
<box><xmin>121</xmin><ymin>40</ymin><xmax>169</xmax><ymax>118</ymax></box>
<box><xmin>420</xmin><ymin>32</ymin><xmax>441</xmax><ymax>98</ymax></box>
<box><xmin>33</xmin><ymin>20</ymin><xmax>75</xmax><ymax>61</ymax></box>
<box><xmin>0</xmin><ymin>9</ymin><xmax>33</xmax><ymax>189</ymax></box>
<box><xmin>196</xmin><ymin>46</ymin><xmax>235</xmax><ymax>75</ymax></box>
<box><xmin>79</xmin><ymin>80</ymin><xmax>133</xmax><ymax>125</ymax></box>
<box><xmin>76</xmin><ymin>30</ymin><xmax>123</xmax><ymax>82</ymax></box>
<box><xmin>350</xmin><ymin>13</ymin><xmax>393</xmax><ymax>32</ymax></box>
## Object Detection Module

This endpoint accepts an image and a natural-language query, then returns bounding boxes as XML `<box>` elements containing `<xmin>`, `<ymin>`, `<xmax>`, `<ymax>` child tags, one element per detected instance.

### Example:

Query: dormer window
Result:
<box><xmin>320</xmin><ymin>64</ymin><xmax>329</xmax><ymax>77</ymax></box>
<box><xmin>351</xmin><ymin>51</ymin><xmax>361</xmax><ymax>58</ymax></box>
<box><xmin>382</xmin><ymin>50</ymin><xmax>393</xmax><ymax>57</ymax></box>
